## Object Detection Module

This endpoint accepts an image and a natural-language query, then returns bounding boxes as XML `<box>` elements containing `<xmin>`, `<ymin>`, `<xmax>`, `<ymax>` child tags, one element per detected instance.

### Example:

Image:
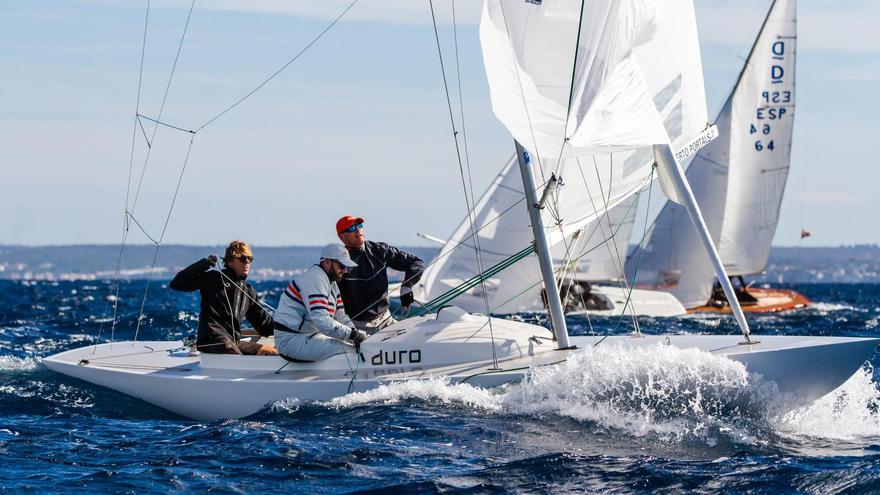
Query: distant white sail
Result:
<box><xmin>627</xmin><ymin>0</ymin><xmax>797</xmax><ymax>307</ymax></box>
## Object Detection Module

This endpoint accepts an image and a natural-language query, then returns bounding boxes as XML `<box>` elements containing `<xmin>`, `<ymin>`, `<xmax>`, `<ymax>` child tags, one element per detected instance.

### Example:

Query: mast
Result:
<box><xmin>654</xmin><ymin>144</ymin><xmax>753</xmax><ymax>341</ymax></box>
<box><xmin>514</xmin><ymin>140</ymin><xmax>572</xmax><ymax>349</ymax></box>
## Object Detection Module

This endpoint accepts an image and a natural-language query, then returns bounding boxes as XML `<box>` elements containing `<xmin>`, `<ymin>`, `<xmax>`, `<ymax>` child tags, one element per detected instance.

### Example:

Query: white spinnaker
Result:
<box><xmin>417</xmin><ymin>0</ymin><xmax>710</xmax><ymax>313</ymax></box>
<box><xmin>627</xmin><ymin>0</ymin><xmax>797</xmax><ymax>307</ymax></box>
<box><xmin>480</xmin><ymin>0</ymin><xmax>708</xmax><ymax>245</ymax></box>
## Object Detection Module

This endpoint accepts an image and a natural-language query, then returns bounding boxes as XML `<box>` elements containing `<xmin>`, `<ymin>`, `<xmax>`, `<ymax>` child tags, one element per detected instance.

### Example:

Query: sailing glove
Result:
<box><xmin>206</xmin><ymin>255</ymin><xmax>218</xmax><ymax>267</ymax></box>
<box><xmin>399</xmin><ymin>287</ymin><xmax>414</xmax><ymax>308</ymax></box>
<box><xmin>349</xmin><ymin>329</ymin><xmax>368</xmax><ymax>345</ymax></box>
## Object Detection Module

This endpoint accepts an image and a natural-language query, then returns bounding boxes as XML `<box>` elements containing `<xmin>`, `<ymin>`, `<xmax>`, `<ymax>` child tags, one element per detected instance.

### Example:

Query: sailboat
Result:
<box><xmin>44</xmin><ymin>0</ymin><xmax>875</xmax><ymax>421</ymax></box>
<box><xmin>415</xmin><ymin>155</ymin><xmax>688</xmax><ymax>317</ymax></box>
<box><xmin>627</xmin><ymin>0</ymin><xmax>810</xmax><ymax>313</ymax></box>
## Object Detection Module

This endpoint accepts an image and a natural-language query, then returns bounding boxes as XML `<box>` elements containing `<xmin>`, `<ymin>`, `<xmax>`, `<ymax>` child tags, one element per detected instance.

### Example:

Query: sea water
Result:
<box><xmin>2</xmin><ymin>281</ymin><xmax>880</xmax><ymax>493</ymax></box>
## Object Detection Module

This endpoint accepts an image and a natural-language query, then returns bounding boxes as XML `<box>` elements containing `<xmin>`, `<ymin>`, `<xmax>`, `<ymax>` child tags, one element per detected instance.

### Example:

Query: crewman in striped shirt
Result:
<box><xmin>273</xmin><ymin>244</ymin><xmax>368</xmax><ymax>361</ymax></box>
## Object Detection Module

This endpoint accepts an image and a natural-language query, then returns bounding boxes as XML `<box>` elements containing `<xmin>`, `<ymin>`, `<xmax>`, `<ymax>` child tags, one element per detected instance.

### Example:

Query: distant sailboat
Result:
<box><xmin>627</xmin><ymin>0</ymin><xmax>809</xmax><ymax>313</ymax></box>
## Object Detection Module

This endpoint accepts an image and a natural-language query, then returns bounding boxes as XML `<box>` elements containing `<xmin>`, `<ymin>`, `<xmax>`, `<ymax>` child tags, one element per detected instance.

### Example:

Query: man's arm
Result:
<box><xmin>333</xmin><ymin>290</ymin><xmax>356</xmax><ymax>329</ymax></box>
<box><xmin>380</xmin><ymin>243</ymin><xmax>424</xmax><ymax>311</ymax></box>
<box><xmin>245</xmin><ymin>286</ymin><xmax>275</xmax><ymax>337</ymax></box>
<box><xmin>381</xmin><ymin>243</ymin><xmax>425</xmax><ymax>288</ymax></box>
<box><xmin>300</xmin><ymin>278</ymin><xmax>356</xmax><ymax>341</ymax></box>
<box><xmin>169</xmin><ymin>256</ymin><xmax>216</xmax><ymax>292</ymax></box>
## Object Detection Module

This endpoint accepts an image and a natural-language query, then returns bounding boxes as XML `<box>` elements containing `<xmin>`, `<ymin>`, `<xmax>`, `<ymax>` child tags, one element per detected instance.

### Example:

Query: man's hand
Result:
<box><xmin>257</xmin><ymin>344</ymin><xmax>278</xmax><ymax>356</ymax></box>
<box><xmin>400</xmin><ymin>288</ymin><xmax>414</xmax><ymax>315</ymax></box>
<box><xmin>206</xmin><ymin>254</ymin><xmax>219</xmax><ymax>267</ymax></box>
<box><xmin>349</xmin><ymin>329</ymin><xmax>368</xmax><ymax>345</ymax></box>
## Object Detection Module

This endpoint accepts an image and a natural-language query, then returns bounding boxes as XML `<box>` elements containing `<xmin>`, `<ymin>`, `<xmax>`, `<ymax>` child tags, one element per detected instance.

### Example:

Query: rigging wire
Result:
<box><xmin>129</xmin><ymin>0</ymin><xmax>197</xmax><ymax>216</ymax></box>
<box><xmin>428</xmin><ymin>0</ymin><xmax>498</xmax><ymax>369</ymax></box>
<box><xmin>133</xmin><ymin>134</ymin><xmax>197</xmax><ymax>342</ymax></box>
<box><xmin>96</xmin><ymin>0</ymin><xmax>153</xmax><ymax>350</ymax></box>
<box><xmin>99</xmin><ymin>0</ymin><xmax>360</xmax><ymax>344</ymax></box>
<box><xmin>196</xmin><ymin>0</ymin><xmax>359</xmax><ymax>132</ymax></box>
<box><xmin>587</xmin><ymin>154</ymin><xmax>642</xmax><ymax>333</ymax></box>
<box><xmin>124</xmin><ymin>0</ymin><xmax>197</xmax><ymax>343</ymax></box>
<box><xmin>594</xmin><ymin>164</ymin><xmax>657</xmax><ymax>345</ymax></box>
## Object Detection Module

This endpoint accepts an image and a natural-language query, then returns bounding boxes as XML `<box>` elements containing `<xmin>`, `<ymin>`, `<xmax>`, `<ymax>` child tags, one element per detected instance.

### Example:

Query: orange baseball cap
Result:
<box><xmin>336</xmin><ymin>215</ymin><xmax>365</xmax><ymax>234</ymax></box>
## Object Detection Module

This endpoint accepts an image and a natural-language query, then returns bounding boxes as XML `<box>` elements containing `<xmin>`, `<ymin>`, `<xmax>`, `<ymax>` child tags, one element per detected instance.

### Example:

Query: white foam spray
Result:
<box><xmin>280</xmin><ymin>344</ymin><xmax>880</xmax><ymax>447</ymax></box>
<box><xmin>0</xmin><ymin>356</ymin><xmax>40</xmax><ymax>371</ymax></box>
<box><xmin>776</xmin><ymin>365</ymin><xmax>880</xmax><ymax>442</ymax></box>
<box><xmin>325</xmin><ymin>377</ymin><xmax>502</xmax><ymax>411</ymax></box>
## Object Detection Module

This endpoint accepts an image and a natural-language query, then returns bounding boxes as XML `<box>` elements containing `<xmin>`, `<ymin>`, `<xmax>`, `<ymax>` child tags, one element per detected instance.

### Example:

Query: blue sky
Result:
<box><xmin>2</xmin><ymin>0</ymin><xmax>878</xmax><ymax>247</ymax></box>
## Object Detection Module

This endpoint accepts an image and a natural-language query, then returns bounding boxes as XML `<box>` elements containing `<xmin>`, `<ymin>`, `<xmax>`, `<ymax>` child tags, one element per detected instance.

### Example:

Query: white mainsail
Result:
<box><xmin>627</xmin><ymin>0</ymin><xmax>797</xmax><ymax>307</ymax></box>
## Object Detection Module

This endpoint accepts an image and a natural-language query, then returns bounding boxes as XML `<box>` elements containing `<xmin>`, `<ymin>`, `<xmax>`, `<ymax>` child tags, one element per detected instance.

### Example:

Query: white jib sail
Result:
<box><xmin>627</xmin><ymin>0</ymin><xmax>797</xmax><ymax>307</ymax></box>
<box><xmin>416</xmin><ymin>156</ymin><xmax>639</xmax><ymax>314</ymax></box>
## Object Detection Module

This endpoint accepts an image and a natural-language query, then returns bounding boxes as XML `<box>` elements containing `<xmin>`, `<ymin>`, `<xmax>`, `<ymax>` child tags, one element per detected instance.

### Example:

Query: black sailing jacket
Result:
<box><xmin>169</xmin><ymin>258</ymin><xmax>274</xmax><ymax>354</ymax></box>
<box><xmin>339</xmin><ymin>241</ymin><xmax>424</xmax><ymax>322</ymax></box>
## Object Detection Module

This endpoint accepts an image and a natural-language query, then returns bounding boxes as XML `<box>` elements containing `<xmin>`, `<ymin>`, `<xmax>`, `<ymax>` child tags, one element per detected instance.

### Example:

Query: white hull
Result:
<box><xmin>569</xmin><ymin>285</ymin><xmax>686</xmax><ymax>317</ymax></box>
<box><xmin>44</xmin><ymin>308</ymin><xmax>877</xmax><ymax>420</ymax></box>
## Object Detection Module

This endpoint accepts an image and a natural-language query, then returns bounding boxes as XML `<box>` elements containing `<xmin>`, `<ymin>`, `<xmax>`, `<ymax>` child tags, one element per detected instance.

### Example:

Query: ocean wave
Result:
<box><xmin>322</xmin><ymin>377</ymin><xmax>502</xmax><ymax>411</ymax></box>
<box><xmin>810</xmin><ymin>302</ymin><xmax>863</xmax><ymax>313</ymax></box>
<box><xmin>0</xmin><ymin>356</ymin><xmax>40</xmax><ymax>371</ymax></box>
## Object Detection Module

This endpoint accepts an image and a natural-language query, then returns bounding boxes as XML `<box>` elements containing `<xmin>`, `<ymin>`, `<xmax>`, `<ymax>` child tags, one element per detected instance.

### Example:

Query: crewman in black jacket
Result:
<box><xmin>169</xmin><ymin>240</ymin><xmax>276</xmax><ymax>355</ymax></box>
<box><xmin>335</xmin><ymin>215</ymin><xmax>424</xmax><ymax>333</ymax></box>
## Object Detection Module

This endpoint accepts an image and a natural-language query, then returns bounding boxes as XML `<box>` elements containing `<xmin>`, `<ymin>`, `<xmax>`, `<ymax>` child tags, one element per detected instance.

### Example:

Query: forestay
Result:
<box><xmin>627</xmin><ymin>0</ymin><xmax>797</xmax><ymax>307</ymax></box>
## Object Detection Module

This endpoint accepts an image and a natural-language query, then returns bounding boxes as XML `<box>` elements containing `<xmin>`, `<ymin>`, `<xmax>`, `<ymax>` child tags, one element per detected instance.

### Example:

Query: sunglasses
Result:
<box><xmin>342</xmin><ymin>223</ymin><xmax>363</xmax><ymax>234</ymax></box>
<box><xmin>333</xmin><ymin>260</ymin><xmax>352</xmax><ymax>272</ymax></box>
<box><xmin>233</xmin><ymin>255</ymin><xmax>253</xmax><ymax>264</ymax></box>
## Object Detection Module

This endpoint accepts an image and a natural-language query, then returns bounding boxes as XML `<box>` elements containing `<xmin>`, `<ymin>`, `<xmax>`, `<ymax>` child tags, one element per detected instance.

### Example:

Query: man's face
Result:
<box><xmin>324</xmin><ymin>259</ymin><xmax>349</xmax><ymax>282</ymax></box>
<box><xmin>338</xmin><ymin>222</ymin><xmax>365</xmax><ymax>248</ymax></box>
<box><xmin>227</xmin><ymin>254</ymin><xmax>252</xmax><ymax>278</ymax></box>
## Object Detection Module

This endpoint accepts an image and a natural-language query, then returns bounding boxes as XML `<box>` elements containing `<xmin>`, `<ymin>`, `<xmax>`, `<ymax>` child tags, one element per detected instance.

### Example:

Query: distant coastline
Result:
<box><xmin>1</xmin><ymin>244</ymin><xmax>878</xmax><ymax>283</ymax></box>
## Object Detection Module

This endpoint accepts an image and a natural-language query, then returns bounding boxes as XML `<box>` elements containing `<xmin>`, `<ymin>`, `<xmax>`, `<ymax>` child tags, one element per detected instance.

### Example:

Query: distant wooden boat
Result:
<box><xmin>690</xmin><ymin>283</ymin><xmax>811</xmax><ymax>314</ymax></box>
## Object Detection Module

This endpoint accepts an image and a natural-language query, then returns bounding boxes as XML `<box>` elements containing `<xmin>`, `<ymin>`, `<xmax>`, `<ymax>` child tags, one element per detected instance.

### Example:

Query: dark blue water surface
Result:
<box><xmin>2</xmin><ymin>280</ymin><xmax>880</xmax><ymax>494</ymax></box>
